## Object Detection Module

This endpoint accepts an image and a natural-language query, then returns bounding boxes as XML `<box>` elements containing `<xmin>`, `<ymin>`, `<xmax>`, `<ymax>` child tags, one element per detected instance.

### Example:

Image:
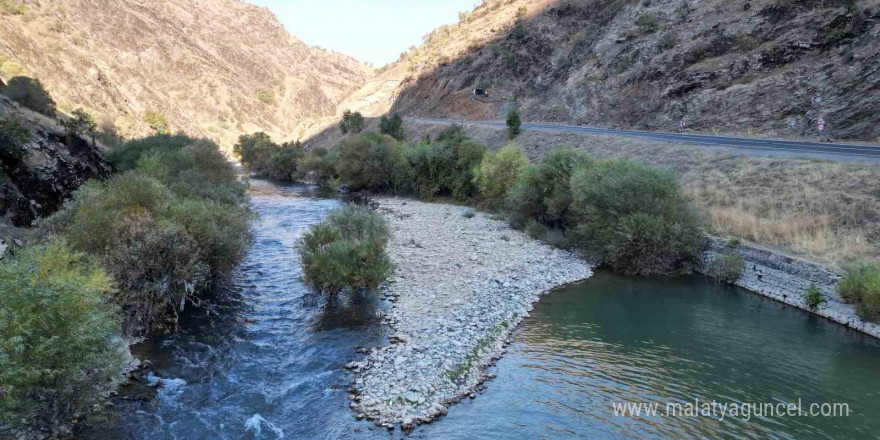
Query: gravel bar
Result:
<box><xmin>346</xmin><ymin>198</ymin><xmax>592</xmax><ymax>430</ymax></box>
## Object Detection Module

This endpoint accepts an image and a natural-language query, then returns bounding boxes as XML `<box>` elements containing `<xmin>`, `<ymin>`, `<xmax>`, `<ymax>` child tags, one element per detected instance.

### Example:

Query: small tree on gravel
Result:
<box><xmin>297</xmin><ymin>205</ymin><xmax>393</xmax><ymax>296</ymax></box>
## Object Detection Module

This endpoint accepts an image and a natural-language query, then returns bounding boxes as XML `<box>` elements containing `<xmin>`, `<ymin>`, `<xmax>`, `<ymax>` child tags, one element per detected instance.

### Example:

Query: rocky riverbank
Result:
<box><xmin>346</xmin><ymin>198</ymin><xmax>592</xmax><ymax>430</ymax></box>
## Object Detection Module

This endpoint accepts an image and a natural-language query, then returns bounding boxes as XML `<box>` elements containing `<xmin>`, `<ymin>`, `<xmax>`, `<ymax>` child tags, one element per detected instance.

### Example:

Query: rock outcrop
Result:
<box><xmin>340</xmin><ymin>0</ymin><xmax>880</xmax><ymax>141</ymax></box>
<box><xmin>0</xmin><ymin>96</ymin><xmax>111</xmax><ymax>227</ymax></box>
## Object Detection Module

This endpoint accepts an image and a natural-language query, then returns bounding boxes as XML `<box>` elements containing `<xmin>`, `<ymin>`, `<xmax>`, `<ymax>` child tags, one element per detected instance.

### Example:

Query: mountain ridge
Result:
<box><xmin>335</xmin><ymin>0</ymin><xmax>880</xmax><ymax>142</ymax></box>
<box><xmin>0</xmin><ymin>0</ymin><xmax>374</xmax><ymax>148</ymax></box>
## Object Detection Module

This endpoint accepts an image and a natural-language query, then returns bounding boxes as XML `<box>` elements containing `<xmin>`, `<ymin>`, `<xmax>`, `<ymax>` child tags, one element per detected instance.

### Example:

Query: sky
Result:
<box><xmin>249</xmin><ymin>0</ymin><xmax>478</xmax><ymax>67</ymax></box>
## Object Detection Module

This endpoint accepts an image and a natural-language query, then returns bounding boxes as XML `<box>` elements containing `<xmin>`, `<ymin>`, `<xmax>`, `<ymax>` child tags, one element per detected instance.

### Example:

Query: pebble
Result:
<box><xmin>350</xmin><ymin>198</ymin><xmax>592</xmax><ymax>427</ymax></box>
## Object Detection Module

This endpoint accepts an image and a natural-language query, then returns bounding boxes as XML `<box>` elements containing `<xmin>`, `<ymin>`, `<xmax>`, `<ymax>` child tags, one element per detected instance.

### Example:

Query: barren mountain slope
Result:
<box><xmin>0</xmin><ymin>0</ymin><xmax>373</xmax><ymax>148</ymax></box>
<box><xmin>340</xmin><ymin>0</ymin><xmax>880</xmax><ymax>141</ymax></box>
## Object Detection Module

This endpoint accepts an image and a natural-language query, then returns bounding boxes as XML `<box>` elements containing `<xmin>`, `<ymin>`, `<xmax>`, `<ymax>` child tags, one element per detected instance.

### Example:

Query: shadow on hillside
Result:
<box><xmin>305</xmin><ymin>0</ymin><xmax>878</xmax><ymax>144</ymax></box>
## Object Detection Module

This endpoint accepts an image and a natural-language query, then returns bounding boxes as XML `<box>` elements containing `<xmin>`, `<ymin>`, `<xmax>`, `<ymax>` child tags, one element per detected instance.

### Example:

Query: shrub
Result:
<box><xmin>298</xmin><ymin>146</ymin><xmax>339</xmax><ymax>184</ymax></box>
<box><xmin>636</xmin><ymin>13</ymin><xmax>659</xmax><ymax>33</ymax></box>
<box><xmin>265</xmin><ymin>141</ymin><xmax>304</xmax><ymax>181</ymax></box>
<box><xmin>803</xmin><ymin>283</ymin><xmax>824</xmax><ymax>311</ymax></box>
<box><xmin>475</xmin><ymin>145</ymin><xmax>529</xmax><ymax>207</ymax></box>
<box><xmin>255</xmin><ymin>88</ymin><xmax>276</xmax><ymax>105</ymax></box>
<box><xmin>340</xmin><ymin>110</ymin><xmax>365</xmax><ymax>134</ymax></box>
<box><xmin>336</xmin><ymin>133</ymin><xmax>398</xmax><ymax>191</ymax></box>
<box><xmin>1</xmin><ymin>76</ymin><xmax>56</xmax><ymax>115</ymax></box>
<box><xmin>379</xmin><ymin>112</ymin><xmax>405</xmax><ymax>141</ymax></box>
<box><xmin>0</xmin><ymin>240</ymin><xmax>127</xmax><ymax>426</ymax></box>
<box><xmin>60</xmin><ymin>108</ymin><xmax>97</xmax><ymax>143</ymax></box>
<box><xmin>387</xmin><ymin>142</ymin><xmax>416</xmax><ymax>194</ymax></box>
<box><xmin>463</xmin><ymin>210</ymin><xmax>475</xmax><ymax>219</ymax></box>
<box><xmin>297</xmin><ymin>205</ymin><xmax>393</xmax><ymax>295</ymax></box>
<box><xmin>135</xmin><ymin>139</ymin><xmax>248</xmax><ymax>205</ymax></box>
<box><xmin>0</xmin><ymin>0</ymin><xmax>27</xmax><ymax>15</ymax></box>
<box><xmin>48</xmin><ymin>136</ymin><xmax>251</xmax><ymax>335</ymax></box>
<box><xmin>409</xmin><ymin>135</ymin><xmax>485</xmax><ymax>201</ymax></box>
<box><xmin>570</xmin><ymin>159</ymin><xmax>704</xmax><ymax>275</ymax></box>
<box><xmin>705</xmin><ymin>251</ymin><xmax>744</xmax><ymax>284</ymax></box>
<box><xmin>544</xmin><ymin>228</ymin><xmax>573</xmax><ymax>249</ymax></box>
<box><xmin>233</xmin><ymin>132</ymin><xmax>279</xmax><ymax>174</ymax></box>
<box><xmin>506</xmin><ymin>108</ymin><xmax>521</xmax><ymax>139</ymax></box>
<box><xmin>107</xmin><ymin>133</ymin><xmax>199</xmax><ymax>171</ymax></box>
<box><xmin>658</xmin><ymin>31</ymin><xmax>679</xmax><ymax>50</ymax></box>
<box><xmin>142</xmin><ymin>110</ymin><xmax>169</xmax><ymax>133</ymax></box>
<box><xmin>0</xmin><ymin>117</ymin><xmax>29</xmax><ymax>159</ymax></box>
<box><xmin>510</xmin><ymin>22</ymin><xmax>528</xmax><ymax>40</ymax></box>
<box><xmin>525</xmin><ymin>219</ymin><xmax>548</xmax><ymax>240</ymax></box>
<box><xmin>506</xmin><ymin>149</ymin><xmax>592</xmax><ymax>229</ymax></box>
<box><xmin>838</xmin><ymin>263</ymin><xmax>880</xmax><ymax>321</ymax></box>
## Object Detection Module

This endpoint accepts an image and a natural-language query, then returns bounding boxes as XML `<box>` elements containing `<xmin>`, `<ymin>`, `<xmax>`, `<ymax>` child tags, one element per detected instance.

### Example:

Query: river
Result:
<box><xmin>82</xmin><ymin>180</ymin><xmax>880</xmax><ymax>440</ymax></box>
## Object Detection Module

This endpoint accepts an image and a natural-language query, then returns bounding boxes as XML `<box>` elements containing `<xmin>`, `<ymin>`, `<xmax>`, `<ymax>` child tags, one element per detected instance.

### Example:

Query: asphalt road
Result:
<box><xmin>408</xmin><ymin>118</ymin><xmax>880</xmax><ymax>162</ymax></box>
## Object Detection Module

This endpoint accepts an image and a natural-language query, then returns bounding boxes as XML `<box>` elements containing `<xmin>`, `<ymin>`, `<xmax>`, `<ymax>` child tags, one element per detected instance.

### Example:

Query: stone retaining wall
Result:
<box><xmin>697</xmin><ymin>237</ymin><xmax>880</xmax><ymax>338</ymax></box>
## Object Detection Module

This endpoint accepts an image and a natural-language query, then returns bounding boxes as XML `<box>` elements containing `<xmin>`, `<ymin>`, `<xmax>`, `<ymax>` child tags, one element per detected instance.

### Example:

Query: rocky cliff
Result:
<box><xmin>0</xmin><ymin>0</ymin><xmax>373</xmax><ymax>148</ymax></box>
<box><xmin>340</xmin><ymin>0</ymin><xmax>880</xmax><ymax>141</ymax></box>
<box><xmin>0</xmin><ymin>95</ymin><xmax>111</xmax><ymax>228</ymax></box>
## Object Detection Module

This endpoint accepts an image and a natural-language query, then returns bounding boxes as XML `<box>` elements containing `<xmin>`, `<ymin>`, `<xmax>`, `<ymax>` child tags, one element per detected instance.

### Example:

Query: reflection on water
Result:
<box><xmin>417</xmin><ymin>272</ymin><xmax>880</xmax><ymax>440</ymax></box>
<box><xmin>84</xmin><ymin>181</ymin><xmax>880</xmax><ymax>440</ymax></box>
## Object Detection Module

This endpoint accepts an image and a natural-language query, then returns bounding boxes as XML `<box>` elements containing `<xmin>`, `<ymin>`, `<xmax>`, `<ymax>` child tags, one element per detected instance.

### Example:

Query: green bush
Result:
<box><xmin>387</xmin><ymin>142</ymin><xmax>417</xmax><ymax>194</ymax></box>
<box><xmin>570</xmin><ymin>159</ymin><xmax>704</xmax><ymax>275</ymax></box>
<box><xmin>60</xmin><ymin>108</ymin><xmax>97</xmax><ymax>143</ymax></box>
<box><xmin>142</xmin><ymin>110</ymin><xmax>169</xmax><ymax>134</ymax></box>
<box><xmin>1</xmin><ymin>76</ymin><xmax>56</xmax><ymax>115</ymax></box>
<box><xmin>48</xmin><ymin>136</ymin><xmax>251</xmax><ymax>335</ymax></box>
<box><xmin>297</xmin><ymin>205</ymin><xmax>393</xmax><ymax>295</ymax></box>
<box><xmin>379</xmin><ymin>112</ymin><xmax>405</xmax><ymax>141</ymax></box>
<box><xmin>297</xmin><ymin>146</ymin><xmax>339</xmax><ymax>184</ymax></box>
<box><xmin>336</xmin><ymin>133</ymin><xmax>398</xmax><ymax>191</ymax></box>
<box><xmin>475</xmin><ymin>144</ymin><xmax>529</xmax><ymax>207</ymax></box>
<box><xmin>838</xmin><ymin>263</ymin><xmax>880</xmax><ymax>321</ymax></box>
<box><xmin>108</xmin><ymin>133</ymin><xmax>199</xmax><ymax>171</ymax></box>
<box><xmin>506</xmin><ymin>108</ymin><xmax>522</xmax><ymax>139</ymax></box>
<box><xmin>705</xmin><ymin>251</ymin><xmax>744</xmax><ymax>284</ymax></box>
<box><xmin>636</xmin><ymin>13</ymin><xmax>659</xmax><ymax>33</ymax></box>
<box><xmin>0</xmin><ymin>0</ymin><xmax>27</xmax><ymax>15</ymax></box>
<box><xmin>233</xmin><ymin>132</ymin><xmax>279</xmax><ymax>174</ymax></box>
<box><xmin>0</xmin><ymin>240</ymin><xmax>127</xmax><ymax>426</ymax></box>
<box><xmin>0</xmin><ymin>118</ymin><xmax>29</xmax><ymax>159</ymax></box>
<box><xmin>340</xmin><ymin>110</ymin><xmax>365</xmax><ymax>134</ymax></box>
<box><xmin>803</xmin><ymin>283</ymin><xmax>824</xmax><ymax>311</ymax></box>
<box><xmin>265</xmin><ymin>141</ymin><xmax>304</xmax><ymax>181</ymax></box>
<box><xmin>255</xmin><ymin>88</ymin><xmax>276</xmax><ymax>105</ymax></box>
<box><xmin>525</xmin><ymin>219</ymin><xmax>548</xmax><ymax>240</ymax></box>
<box><xmin>506</xmin><ymin>149</ymin><xmax>592</xmax><ymax>229</ymax></box>
<box><xmin>407</xmin><ymin>134</ymin><xmax>485</xmax><ymax>201</ymax></box>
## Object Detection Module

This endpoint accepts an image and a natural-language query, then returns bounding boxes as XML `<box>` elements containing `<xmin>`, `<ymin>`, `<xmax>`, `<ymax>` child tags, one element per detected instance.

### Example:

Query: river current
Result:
<box><xmin>82</xmin><ymin>180</ymin><xmax>880</xmax><ymax>440</ymax></box>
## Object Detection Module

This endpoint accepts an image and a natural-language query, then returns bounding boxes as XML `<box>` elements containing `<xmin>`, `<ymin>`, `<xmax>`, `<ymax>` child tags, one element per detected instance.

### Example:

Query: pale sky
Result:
<box><xmin>248</xmin><ymin>0</ymin><xmax>478</xmax><ymax>67</ymax></box>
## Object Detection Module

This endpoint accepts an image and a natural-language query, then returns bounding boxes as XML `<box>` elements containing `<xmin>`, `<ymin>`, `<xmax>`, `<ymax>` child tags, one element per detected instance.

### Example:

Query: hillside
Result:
<box><xmin>339</xmin><ymin>0</ymin><xmax>880</xmax><ymax>141</ymax></box>
<box><xmin>0</xmin><ymin>0</ymin><xmax>373</xmax><ymax>148</ymax></box>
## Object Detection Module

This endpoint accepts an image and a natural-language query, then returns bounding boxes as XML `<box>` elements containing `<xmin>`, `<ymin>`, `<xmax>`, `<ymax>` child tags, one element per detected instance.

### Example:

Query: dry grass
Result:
<box><xmin>401</xmin><ymin>121</ymin><xmax>880</xmax><ymax>265</ymax></box>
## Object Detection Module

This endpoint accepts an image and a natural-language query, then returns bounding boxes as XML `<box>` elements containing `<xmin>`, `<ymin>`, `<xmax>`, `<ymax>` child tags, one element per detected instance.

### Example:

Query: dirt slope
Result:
<box><xmin>0</xmin><ymin>0</ymin><xmax>374</xmax><ymax>148</ymax></box>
